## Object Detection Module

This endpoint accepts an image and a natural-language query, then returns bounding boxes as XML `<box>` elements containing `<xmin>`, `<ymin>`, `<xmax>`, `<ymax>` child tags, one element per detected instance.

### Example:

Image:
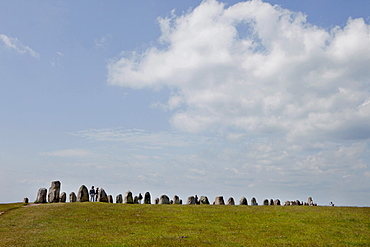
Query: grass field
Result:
<box><xmin>0</xmin><ymin>202</ymin><xmax>369</xmax><ymax>246</ymax></box>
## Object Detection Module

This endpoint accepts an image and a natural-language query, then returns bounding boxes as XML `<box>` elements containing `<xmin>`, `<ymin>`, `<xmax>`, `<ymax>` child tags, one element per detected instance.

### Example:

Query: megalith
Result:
<box><xmin>69</xmin><ymin>192</ymin><xmax>77</xmax><ymax>202</ymax></box>
<box><xmin>77</xmin><ymin>185</ymin><xmax>89</xmax><ymax>202</ymax></box>
<box><xmin>273</xmin><ymin>199</ymin><xmax>281</xmax><ymax>206</ymax></box>
<box><xmin>97</xmin><ymin>188</ymin><xmax>108</xmax><ymax>202</ymax></box>
<box><xmin>35</xmin><ymin>188</ymin><xmax>47</xmax><ymax>203</ymax></box>
<box><xmin>133</xmin><ymin>196</ymin><xmax>138</xmax><ymax>204</ymax></box>
<box><xmin>239</xmin><ymin>197</ymin><xmax>248</xmax><ymax>205</ymax></box>
<box><xmin>116</xmin><ymin>194</ymin><xmax>123</xmax><ymax>203</ymax></box>
<box><xmin>227</xmin><ymin>197</ymin><xmax>235</xmax><ymax>205</ymax></box>
<box><xmin>108</xmin><ymin>195</ymin><xmax>113</xmax><ymax>203</ymax></box>
<box><xmin>154</xmin><ymin>198</ymin><xmax>159</xmax><ymax>204</ymax></box>
<box><xmin>251</xmin><ymin>197</ymin><xmax>258</xmax><ymax>206</ymax></box>
<box><xmin>308</xmin><ymin>197</ymin><xmax>313</xmax><ymax>205</ymax></box>
<box><xmin>263</xmin><ymin>199</ymin><xmax>269</xmax><ymax>205</ymax></box>
<box><xmin>187</xmin><ymin>196</ymin><xmax>196</xmax><ymax>205</ymax></box>
<box><xmin>173</xmin><ymin>195</ymin><xmax>181</xmax><ymax>204</ymax></box>
<box><xmin>144</xmin><ymin>192</ymin><xmax>151</xmax><ymax>204</ymax></box>
<box><xmin>124</xmin><ymin>191</ymin><xmax>133</xmax><ymax>204</ymax></box>
<box><xmin>48</xmin><ymin>181</ymin><xmax>61</xmax><ymax>203</ymax></box>
<box><xmin>199</xmin><ymin>196</ymin><xmax>210</xmax><ymax>205</ymax></box>
<box><xmin>23</xmin><ymin>198</ymin><xmax>29</xmax><ymax>204</ymax></box>
<box><xmin>270</xmin><ymin>199</ymin><xmax>274</xmax><ymax>205</ymax></box>
<box><xmin>60</xmin><ymin>192</ymin><xmax>66</xmax><ymax>203</ymax></box>
<box><xmin>214</xmin><ymin>196</ymin><xmax>225</xmax><ymax>205</ymax></box>
<box><xmin>159</xmin><ymin>195</ymin><xmax>170</xmax><ymax>204</ymax></box>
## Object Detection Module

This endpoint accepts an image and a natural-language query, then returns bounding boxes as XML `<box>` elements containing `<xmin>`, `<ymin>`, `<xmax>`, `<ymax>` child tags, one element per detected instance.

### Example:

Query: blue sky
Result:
<box><xmin>1</xmin><ymin>0</ymin><xmax>369</xmax><ymax>206</ymax></box>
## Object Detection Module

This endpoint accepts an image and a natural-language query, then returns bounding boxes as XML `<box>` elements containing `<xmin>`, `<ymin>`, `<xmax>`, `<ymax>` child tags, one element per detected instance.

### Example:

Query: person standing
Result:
<box><xmin>95</xmin><ymin>187</ymin><xmax>99</xmax><ymax>202</ymax></box>
<box><xmin>138</xmin><ymin>193</ymin><xmax>143</xmax><ymax>204</ymax></box>
<box><xmin>90</xmin><ymin>186</ymin><xmax>95</xmax><ymax>202</ymax></box>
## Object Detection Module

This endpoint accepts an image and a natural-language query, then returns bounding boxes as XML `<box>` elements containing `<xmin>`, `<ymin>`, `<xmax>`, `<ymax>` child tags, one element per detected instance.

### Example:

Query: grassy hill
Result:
<box><xmin>0</xmin><ymin>202</ymin><xmax>369</xmax><ymax>246</ymax></box>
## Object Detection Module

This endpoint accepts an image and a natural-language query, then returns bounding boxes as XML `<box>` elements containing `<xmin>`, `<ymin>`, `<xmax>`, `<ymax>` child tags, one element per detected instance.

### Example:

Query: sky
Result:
<box><xmin>0</xmin><ymin>0</ymin><xmax>369</xmax><ymax>206</ymax></box>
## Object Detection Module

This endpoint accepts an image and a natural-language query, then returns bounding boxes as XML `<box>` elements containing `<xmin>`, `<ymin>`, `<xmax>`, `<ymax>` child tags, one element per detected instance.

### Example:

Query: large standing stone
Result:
<box><xmin>199</xmin><ymin>196</ymin><xmax>210</xmax><ymax>205</ymax></box>
<box><xmin>159</xmin><ymin>195</ymin><xmax>170</xmax><ymax>204</ymax></box>
<box><xmin>108</xmin><ymin>195</ymin><xmax>113</xmax><ymax>203</ymax></box>
<box><xmin>124</xmin><ymin>191</ymin><xmax>133</xmax><ymax>204</ymax></box>
<box><xmin>69</xmin><ymin>192</ymin><xmax>77</xmax><ymax>202</ymax></box>
<box><xmin>308</xmin><ymin>197</ymin><xmax>313</xmax><ymax>205</ymax></box>
<box><xmin>187</xmin><ymin>196</ymin><xmax>196</xmax><ymax>205</ymax></box>
<box><xmin>227</xmin><ymin>197</ymin><xmax>235</xmax><ymax>205</ymax></box>
<box><xmin>270</xmin><ymin>199</ymin><xmax>274</xmax><ymax>205</ymax></box>
<box><xmin>263</xmin><ymin>199</ymin><xmax>269</xmax><ymax>205</ymax></box>
<box><xmin>214</xmin><ymin>196</ymin><xmax>225</xmax><ymax>205</ymax></box>
<box><xmin>116</xmin><ymin>194</ymin><xmax>123</xmax><ymax>203</ymax></box>
<box><xmin>251</xmin><ymin>197</ymin><xmax>258</xmax><ymax>206</ymax></box>
<box><xmin>97</xmin><ymin>188</ymin><xmax>108</xmax><ymax>202</ymax></box>
<box><xmin>173</xmin><ymin>195</ymin><xmax>181</xmax><ymax>204</ymax></box>
<box><xmin>144</xmin><ymin>192</ymin><xmax>151</xmax><ymax>204</ymax></box>
<box><xmin>48</xmin><ymin>181</ymin><xmax>61</xmax><ymax>203</ymax></box>
<box><xmin>239</xmin><ymin>197</ymin><xmax>248</xmax><ymax>205</ymax></box>
<box><xmin>154</xmin><ymin>198</ymin><xmax>159</xmax><ymax>204</ymax></box>
<box><xmin>35</xmin><ymin>188</ymin><xmax>47</xmax><ymax>203</ymax></box>
<box><xmin>60</xmin><ymin>192</ymin><xmax>66</xmax><ymax>203</ymax></box>
<box><xmin>77</xmin><ymin>185</ymin><xmax>89</xmax><ymax>202</ymax></box>
<box><xmin>23</xmin><ymin>198</ymin><xmax>29</xmax><ymax>204</ymax></box>
<box><xmin>273</xmin><ymin>199</ymin><xmax>281</xmax><ymax>206</ymax></box>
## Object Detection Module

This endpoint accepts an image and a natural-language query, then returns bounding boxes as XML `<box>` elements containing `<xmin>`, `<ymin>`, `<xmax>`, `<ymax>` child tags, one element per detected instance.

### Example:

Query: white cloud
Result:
<box><xmin>0</xmin><ymin>34</ymin><xmax>39</xmax><ymax>58</ymax></box>
<box><xmin>107</xmin><ymin>0</ymin><xmax>370</xmax><ymax>142</ymax></box>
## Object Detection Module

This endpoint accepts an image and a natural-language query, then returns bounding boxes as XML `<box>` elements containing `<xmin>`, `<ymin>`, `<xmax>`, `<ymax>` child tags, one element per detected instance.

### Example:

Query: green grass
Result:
<box><xmin>0</xmin><ymin>203</ymin><xmax>369</xmax><ymax>246</ymax></box>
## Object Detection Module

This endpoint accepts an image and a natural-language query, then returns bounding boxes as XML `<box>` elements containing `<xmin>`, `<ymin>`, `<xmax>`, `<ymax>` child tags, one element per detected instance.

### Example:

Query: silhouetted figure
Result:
<box><xmin>138</xmin><ymin>193</ymin><xmax>143</xmax><ymax>204</ymax></box>
<box><xmin>89</xmin><ymin>186</ymin><xmax>95</xmax><ymax>202</ymax></box>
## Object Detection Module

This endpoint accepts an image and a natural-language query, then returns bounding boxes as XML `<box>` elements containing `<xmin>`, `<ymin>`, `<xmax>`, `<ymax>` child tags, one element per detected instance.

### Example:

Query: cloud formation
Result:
<box><xmin>0</xmin><ymin>34</ymin><xmax>39</xmax><ymax>58</ymax></box>
<box><xmin>107</xmin><ymin>0</ymin><xmax>370</xmax><ymax>142</ymax></box>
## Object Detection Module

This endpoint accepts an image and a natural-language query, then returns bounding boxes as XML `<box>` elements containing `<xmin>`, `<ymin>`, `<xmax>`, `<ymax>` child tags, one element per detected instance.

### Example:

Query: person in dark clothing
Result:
<box><xmin>90</xmin><ymin>186</ymin><xmax>95</xmax><ymax>202</ymax></box>
<box><xmin>95</xmin><ymin>187</ymin><xmax>99</xmax><ymax>202</ymax></box>
<box><xmin>138</xmin><ymin>193</ymin><xmax>143</xmax><ymax>204</ymax></box>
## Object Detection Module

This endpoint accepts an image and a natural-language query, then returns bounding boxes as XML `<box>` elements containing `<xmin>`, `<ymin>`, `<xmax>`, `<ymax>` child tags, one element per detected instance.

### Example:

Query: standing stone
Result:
<box><xmin>273</xmin><ymin>199</ymin><xmax>281</xmax><ymax>206</ymax></box>
<box><xmin>69</xmin><ymin>192</ymin><xmax>77</xmax><ymax>202</ymax></box>
<box><xmin>227</xmin><ymin>197</ymin><xmax>235</xmax><ymax>205</ymax></box>
<box><xmin>214</xmin><ymin>196</ymin><xmax>225</xmax><ymax>205</ymax></box>
<box><xmin>187</xmin><ymin>196</ymin><xmax>196</xmax><ymax>205</ymax></box>
<box><xmin>251</xmin><ymin>197</ymin><xmax>258</xmax><ymax>206</ymax></box>
<box><xmin>295</xmin><ymin>200</ymin><xmax>301</xmax><ymax>206</ymax></box>
<box><xmin>133</xmin><ymin>196</ymin><xmax>139</xmax><ymax>204</ymax></box>
<box><xmin>35</xmin><ymin>188</ymin><xmax>47</xmax><ymax>203</ymax></box>
<box><xmin>77</xmin><ymin>185</ymin><xmax>89</xmax><ymax>202</ymax></box>
<box><xmin>97</xmin><ymin>188</ymin><xmax>108</xmax><ymax>202</ymax></box>
<box><xmin>59</xmin><ymin>192</ymin><xmax>66</xmax><ymax>203</ymax></box>
<box><xmin>154</xmin><ymin>198</ymin><xmax>159</xmax><ymax>204</ymax></box>
<box><xmin>263</xmin><ymin>199</ymin><xmax>269</xmax><ymax>205</ymax></box>
<box><xmin>124</xmin><ymin>191</ymin><xmax>133</xmax><ymax>204</ymax></box>
<box><xmin>159</xmin><ymin>195</ymin><xmax>170</xmax><ymax>204</ymax></box>
<box><xmin>199</xmin><ymin>196</ymin><xmax>210</xmax><ymax>205</ymax></box>
<box><xmin>108</xmin><ymin>195</ymin><xmax>113</xmax><ymax>203</ymax></box>
<box><xmin>239</xmin><ymin>197</ymin><xmax>248</xmax><ymax>205</ymax></box>
<box><xmin>173</xmin><ymin>195</ymin><xmax>181</xmax><ymax>204</ymax></box>
<box><xmin>23</xmin><ymin>198</ymin><xmax>29</xmax><ymax>204</ymax></box>
<box><xmin>48</xmin><ymin>181</ymin><xmax>61</xmax><ymax>203</ymax></box>
<box><xmin>144</xmin><ymin>192</ymin><xmax>151</xmax><ymax>204</ymax></box>
<box><xmin>179</xmin><ymin>199</ymin><xmax>183</xmax><ymax>204</ymax></box>
<box><xmin>270</xmin><ymin>199</ymin><xmax>274</xmax><ymax>205</ymax></box>
<box><xmin>308</xmin><ymin>197</ymin><xmax>313</xmax><ymax>205</ymax></box>
<box><xmin>116</xmin><ymin>194</ymin><xmax>123</xmax><ymax>203</ymax></box>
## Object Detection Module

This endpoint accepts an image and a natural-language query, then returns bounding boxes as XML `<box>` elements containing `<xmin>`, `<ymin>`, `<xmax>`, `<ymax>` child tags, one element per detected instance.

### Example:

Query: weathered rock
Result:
<box><xmin>173</xmin><ymin>195</ymin><xmax>181</xmax><ymax>204</ymax></box>
<box><xmin>199</xmin><ymin>196</ymin><xmax>209</xmax><ymax>205</ymax></box>
<box><xmin>239</xmin><ymin>197</ymin><xmax>248</xmax><ymax>205</ymax></box>
<box><xmin>108</xmin><ymin>195</ymin><xmax>113</xmax><ymax>203</ymax></box>
<box><xmin>154</xmin><ymin>198</ymin><xmax>159</xmax><ymax>204</ymax></box>
<box><xmin>270</xmin><ymin>199</ymin><xmax>274</xmax><ymax>205</ymax></box>
<box><xmin>263</xmin><ymin>199</ymin><xmax>269</xmax><ymax>205</ymax></box>
<box><xmin>69</xmin><ymin>192</ymin><xmax>77</xmax><ymax>202</ymax></box>
<box><xmin>295</xmin><ymin>200</ymin><xmax>301</xmax><ymax>206</ymax></box>
<box><xmin>77</xmin><ymin>185</ymin><xmax>89</xmax><ymax>202</ymax></box>
<box><xmin>124</xmin><ymin>191</ymin><xmax>133</xmax><ymax>204</ymax></box>
<box><xmin>116</xmin><ymin>194</ymin><xmax>123</xmax><ymax>203</ymax></box>
<box><xmin>48</xmin><ymin>181</ymin><xmax>61</xmax><ymax>203</ymax></box>
<box><xmin>59</xmin><ymin>192</ymin><xmax>66</xmax><ymax>203</ymax></box>
<box><xmin>187</xmin><ymin>196</ymin><xmax>196</xmax><ymax>205</ymax></box>
<box><xmin>308</xmin><ymin>197</ymin><xmax>313</xmax><ymax>205</ymax></box>
<box><xmin>284</xmin><ymin>201</ymin><xmax>290</xmax><ymax>206</ymax></box>
<box><xmin>97</xmin><ymin>188</ymin><xmax>108</xmax><ymax>202</ymax></box>
<box><xmin>144</xmin><ymin>192</ymin><xmax>151</xmax><ymax>204</ymax></box>
<box><xmin>159</xmin><ymin>195</ymin><xmax>170</xmax><ymax>204</ymax></box>
<box><xmin>35</xmin><ymin>188</ymin><xmax>47</xmax><ymax>203</ymax></box>
<box><xmin>179</xmin><ymin>199</ymin><xmax>183</xmax><ymax>204</ymax></box>
<box><xmin>23</xmin><ymin>197</ymin><xmax>29</xmax><ymax>204</ymax></box>
<box><xmin>133</xmin><ymin>196</ymin><xmax>138</xmax><ymax>204</ymax></box>
<box><xmin>273</xmin><ymin>199</ymin><xmax>281</xmax><ymax>206</ymax></box>
<box><xmin>214</xmin><ymin>196</ymin><xmax>225</xmax><ymax>205</ymax></box>
<box><xmin>227</xmin><ymin>197</ymin><xmax>235</xmax><ymax>205</ymax></box>
<box><xmin>251</xmin><ymin>197</ymin><xmax>258</xmax><ymax>206</ymax></box>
